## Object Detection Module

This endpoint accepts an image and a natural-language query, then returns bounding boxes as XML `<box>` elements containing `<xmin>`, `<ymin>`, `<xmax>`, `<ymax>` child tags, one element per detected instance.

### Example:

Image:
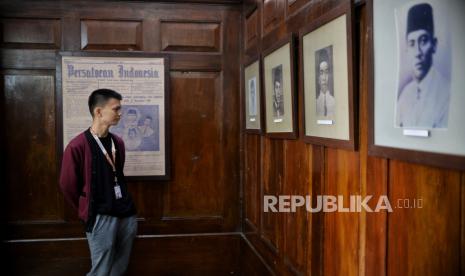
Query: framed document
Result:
<box><xmin>57</xmin><ymin>51</ymin><xmax>171</xmax><ymax>180</ymax></box>
<box><xmin>262</xmin><ymin>34</ymin><xmax>298</xmax><ymax>139</ymax></box>
<box><xmin>368</xmin><ymin>0</ymin><xmax>465</xmax><ymax>170</ymax></box>
<box><xmin>244</xmin><ymin>56</ymin><xmax>263</xmax><ymax>134</ymax></box>
<box><xmin>300</xmin><ymin>0</ymin><xmax>356</xmax><ymax>150</ymax></box>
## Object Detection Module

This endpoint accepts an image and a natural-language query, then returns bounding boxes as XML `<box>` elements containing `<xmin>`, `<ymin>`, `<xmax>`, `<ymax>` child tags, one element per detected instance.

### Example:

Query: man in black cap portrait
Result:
<box><xmin>396</xmin><ymin>2</ymin><xmax>450</xmax><ymax>129</ymax></box>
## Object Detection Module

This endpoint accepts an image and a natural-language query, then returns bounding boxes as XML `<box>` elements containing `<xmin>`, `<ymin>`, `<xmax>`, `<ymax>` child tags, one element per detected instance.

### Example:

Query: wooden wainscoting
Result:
<box><xmin>4</xmin><ymin>233</ymin><xmax>272</xmax><ymax>276</ymax></box>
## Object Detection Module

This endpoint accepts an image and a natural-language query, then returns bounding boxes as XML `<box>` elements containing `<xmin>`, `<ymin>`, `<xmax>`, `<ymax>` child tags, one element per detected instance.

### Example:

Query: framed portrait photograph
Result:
<box><xmin>300</xmin><ymin>0</ymin><xmax>356</xmax><ymax>150</ymax></box>
<box><xmin>244</xmin><ymin>57</ymin><xmax>263</xmax><ymax>133</ymax></box>
<box><xmin>368</xmin><ymin>0</ymin><xmax>465</xmax><ymax>170</ymax></box>
<box><xmin>56</xmin><ymin>51</ymin><xmax>171</xmax><ymax>180</ymax></box>
<box><xmin>262</xmin><ymin>34</ymin><xmax>297</xmax><ymax>139</ymax></box>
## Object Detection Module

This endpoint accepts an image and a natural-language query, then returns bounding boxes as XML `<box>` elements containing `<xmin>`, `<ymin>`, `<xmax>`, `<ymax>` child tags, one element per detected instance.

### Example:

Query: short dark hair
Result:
<box><xmin>88</xmin><ymin>89</ymin><xmax>122</xmax><ymax>117</ymax></box>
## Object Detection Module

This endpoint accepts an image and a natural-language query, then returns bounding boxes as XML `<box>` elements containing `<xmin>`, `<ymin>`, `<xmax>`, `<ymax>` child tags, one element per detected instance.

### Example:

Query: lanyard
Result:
<box><xmin>89</xmin><ymin>128</ymin><xmax>118</xmax><ymax>183</ymax></box>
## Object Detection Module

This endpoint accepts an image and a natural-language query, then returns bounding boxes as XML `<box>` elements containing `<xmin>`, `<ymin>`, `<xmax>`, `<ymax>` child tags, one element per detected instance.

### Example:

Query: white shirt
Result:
<box><xmin>396</xmin><ymin>67</ymin><xmax>450</xmax><ymax>129</ymax></box>
<box><xmin>316</xmin><ymin>90</ymin><xmax>336</xmax><ymax>117</ymax></box>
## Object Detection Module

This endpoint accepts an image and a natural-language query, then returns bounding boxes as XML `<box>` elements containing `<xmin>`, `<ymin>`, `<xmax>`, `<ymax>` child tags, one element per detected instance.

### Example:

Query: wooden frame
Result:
<box><xmin>299</xmin><ymin>0</ymin><xmax>357</xmax><ymax>150</ymax></box>
<box><xmin>367</xmin><ymin>0</ymin><xmax>465</xmax><ymax>170</ymax></box>
<box><xmin>262</xmin><ymin>34</ymin><xmax>298</xmax><ymax>139</ymax></box>
<box><xmin>243</xmin><ymin>55</ymin><xmax>264</xmax><ymax>134</ymax></box>
<box><xmin>56</xmin><ymin>51</ymin><xmax>172</xmax><ymax>181</ymax></box>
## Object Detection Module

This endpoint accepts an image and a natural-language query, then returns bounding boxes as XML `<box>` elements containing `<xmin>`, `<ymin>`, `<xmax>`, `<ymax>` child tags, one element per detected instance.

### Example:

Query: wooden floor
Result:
<box><xmin>4</xmin><ymin>233</ymin><xmax>272</xmax><ymax>276</ymax></box>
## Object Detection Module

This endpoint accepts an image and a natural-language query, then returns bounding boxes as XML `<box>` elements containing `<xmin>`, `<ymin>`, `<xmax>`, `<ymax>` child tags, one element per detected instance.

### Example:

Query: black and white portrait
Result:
<box><xmin>271</xmin><ymin>64</ymin><xmax>284</xmax><ymax>118</ymax></box>
<box><xmin>248</xmin><ymin>77</ymin><xmax>257</xmax><ymax>116</ymax></box>
<box><xmin>315</xmin><ymin>45</ymin><xmax>335</xmax><ymax>117</ymax></box>
<box><xmin>395</xmin><ymin>1</ymin><xmax>451</xmax><ymax>129</ymax></box>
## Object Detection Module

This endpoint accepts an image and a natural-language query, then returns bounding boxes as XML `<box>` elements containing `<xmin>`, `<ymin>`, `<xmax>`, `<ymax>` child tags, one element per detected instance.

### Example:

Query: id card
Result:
<box><xmin>114</xmin><ymin>184</ymin><xmax>122</xmax><ymax>199</ymax></box>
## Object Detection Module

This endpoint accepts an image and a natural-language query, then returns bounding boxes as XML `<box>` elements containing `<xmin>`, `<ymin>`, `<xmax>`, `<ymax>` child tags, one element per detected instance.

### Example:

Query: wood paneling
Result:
<box><xmin>261</xmin><ymin>138</ymin><xmax>283</xmax><ymax>253</ymax></box>
<box><xmin>360</xmin><ymin>4</ymin><xmax>389</xmax><ymax>276</ymax></box>
<box><xmin>1</xmin><ymin>49</ymin><xmax>56</xmax><ymax>69</ymax></box>
<box><xmin>245</xmin><ymin>9</ymin><xmax>259</xmax><ymax>52</ymax></box>
<box><xmin>3</xmin><ymin>72</ymin><xmax>59</xmax><ymax>221</ymax></box>
<box><xmin>241</xmin><ymin>1</ymin><xmax>464</xmax><ymax>276</ymax></box>
<box><xmin>240</xmin><ymin>235</ymin><xmax>273</xmax><ymax>275</ymax></box>
<box><xmin>166</xmin><ymin>71</ymin><xmax>224</xmax><ymax>217</ymax></box>
<box><xmin>5</xmin><ymin>234</ymin><xmax>248</xmax><ymax>276</ymax></box>
<box><xmin>286</xmin><ymin>0</ymin><xmax>311</xmax><ymax>18</ymax></box>
<box><xmin>387</xmin><ymin>161</ymin><xmax>461</xmax><ymax>276</ymax></box>
<box><xmin>245</xmin><ymin>134</ymin><xmax>260</xmax><ymax>228</ymax></box>
<box><xmin>160</xmin><ymin>21</ymin><xmax>221</xmax><ymax>52</ymax></box>
<box><xmin>1</xmin><ymin>18</ymin><xmax>61</xmax><ymax>49</ymax></box>
<box><xmin>129</xmin><ymin>234</ymin><xmax>242</xmax><ymax>275</ymax></box>
<box><xmin>282</xmin><ymin>140</ymin><xmax>310</xmax><ymax>274</ymax></box>
<box><xmin>323</xmin><ymin>148</ymin><xmax>359</xmax><ymax>276</ymax></box>
<box><xmin>262</xmin><ymin>0</ymin><xmax>283</xmax><ymax>36</ymax></box>
<box><xmin>169</xmin><ymin>53</ymin><xmax>222</xmax><ymax>71</ymax></box>
<box><xmin>1</xmin><ymin>4</ymin><xmax>243</xmax><ymax>274</ymax></box>
<box><xmin>80</xmin><ymin>20</ymin><xmax>142</xmax><ymax>50</ymax></box>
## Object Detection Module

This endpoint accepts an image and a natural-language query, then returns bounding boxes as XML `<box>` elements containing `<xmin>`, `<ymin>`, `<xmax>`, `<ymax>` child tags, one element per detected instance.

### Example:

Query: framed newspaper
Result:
<box><xmin>56</xmin><ymin>52</ymin><xmax>171</xmax><ymax>180</ymax></box>
<box><xmin>368</xmin><ymin>0</ymin><xmax>465</xmax><ymax>170</ymax></box>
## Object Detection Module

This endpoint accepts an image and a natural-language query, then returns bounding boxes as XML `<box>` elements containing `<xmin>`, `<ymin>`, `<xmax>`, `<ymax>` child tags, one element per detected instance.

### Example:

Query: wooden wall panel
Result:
<box><xmin>80</xmin><ymin>20</ymin><xmax>142</xmax><ymax>50</ymax></box>
<box><xmin>387</xmin><ymin>161</ymin><xmax>461</xmax><ymax>276</ymax></box>
<box><xmin>286</xmin><ymin>0</ymin><xmax>311</xmax><ymax>18</ymax></box>
<box><xmin>3</xmin><ymin>72</ymin><xmax>59</xmax><ymax>221</ymax></box>
<box><xmin>240</xmin><ymin>0</ymin><xmax>465</xmax><ymax>275</ymax></box>
<box><xmin>359</xmin><ymin>4</ymin><xmax>389</xmax><ymax>276</ymax></box>
<box><xmin>165</xmin><ymin>71</ymin><xmax>224</xmax><ymax>218</ymax></box>
<box><xmin>282</xmin><ymin>140</ymin><xmax>310</xmax><ymax>274</ymax></box>
<box><xmin>261</xmin><ymin>138</ymin><xmax>283</xmax><ymax>253</ymax></box>
<box><xmin>245</xmin><ymin>9</ymin><xmax>259</xmax><ymax>53</ymax></box>
<box><xmin>240</xmin><ymin>236</ymin><xmax>273</xmax><ymax>275</ymax></box>
<box><xmin>1</xmin><ymin>0</ymin><xmax>241</xmax><ymax>240</ymax></box>
<box><xmin>6</xmin><ymin>234</ymin><xmax>243</xmax><ymax>276</ymax></box>
<box><xmin>160</xmin><ymin>21</ymin><xmax>220</xmax><ymax>52</ymax></box>
<box><xmin>0</xmin><ymin>1</ymin><xmax>241</xmax><ymax>273</ymax></box>
<box><xmin>1</xmin><ymin>49</ymin><xmax>56</xmax><ymax>69</ymax></box>
<box><xmin>262</xmin><ymin>0</ymin><xmax>283</xmax><ymax>36</ymax></box>
<box><xmin>245</xmin><ymin>134</ymin><xmax>260</xmax><ymax>228</ymax></box>
<box><xmin>1</xmin><ymin>18</ymin><xmax>61</xmax><ymax>49</ymax></box>
<box><xmin>323</xmin><ymin>148</ymin><xmax>360</xmax><ymax>276</ymax></box>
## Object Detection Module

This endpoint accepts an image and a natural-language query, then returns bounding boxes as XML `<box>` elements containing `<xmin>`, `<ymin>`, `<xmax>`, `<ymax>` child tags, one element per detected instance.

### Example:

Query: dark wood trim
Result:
<box><xmin>299</xmin><ymin>0</ymin><xmax>357</xmax><ymax>151</ymax></box>
<box><xmin>244</xmin><ymin>218</ymin><xmax>258</xmax><ymax>233</ymax></box>
<box><xmin>366</xmin><ymin>0</ymin><xmax>465</xmax><ymax>171</ymax></box>
<box><xmin>310</xmin><ymin>145</ymin><xmax>325</xmax><ymax>276</ymax></box>
<box><xmin>262</xmin><ymin>33</ymin><xmax>298</xmax><ymax>140</ymax></box>
<box><xmin>259</xmin><ymin>233</ymin><xmax>280</xmax><ymax>255</ymax></box>
<box><xmin>244</xmin><ymin>4</ymin><xmax>258</xmax><ymax>18</ymax></box>
<box><xmin>243</xmin><ymin>54</ymin><xmax>264</xmax><ymax>134</ymax></box>
<box><xmin>240</xmin><ymin>233</ymin><xmax>276</xmax><ymax>275</ymax></box>
<box><xmin>151</xmin><ymin>0</ymin><xmax>243</xmax><ymax>4</ymax></box>
<box><xmin>56</xmin><ymin>51</ymin><xmax>172</xmax><ymax>181</ymax></box>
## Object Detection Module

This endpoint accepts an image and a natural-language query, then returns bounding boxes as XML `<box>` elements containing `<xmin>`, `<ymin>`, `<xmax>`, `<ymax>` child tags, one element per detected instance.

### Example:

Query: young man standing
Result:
<box><xmin>60</xmin><ymin>89</ymin><xmax>137</xmax><ymax>276</ymax></box>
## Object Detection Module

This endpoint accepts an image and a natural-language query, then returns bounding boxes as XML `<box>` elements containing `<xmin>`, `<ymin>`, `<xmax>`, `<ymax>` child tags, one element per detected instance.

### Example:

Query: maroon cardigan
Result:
<box><xmin>59</xmin><ymin>130</ymin><xmax>125</xmax><ymax>223</ymax></box>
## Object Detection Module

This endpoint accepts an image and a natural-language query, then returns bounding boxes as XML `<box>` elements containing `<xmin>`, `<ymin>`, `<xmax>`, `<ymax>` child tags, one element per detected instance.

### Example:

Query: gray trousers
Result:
<box><xmin>86</xmin><ymin>214</ymin><xmax>137</xmax><ymax>276</ymax></box>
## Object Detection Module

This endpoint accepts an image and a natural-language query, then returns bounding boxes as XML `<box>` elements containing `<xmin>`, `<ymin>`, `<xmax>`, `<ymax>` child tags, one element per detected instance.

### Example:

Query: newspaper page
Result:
<box><xmin>61</xmin><ymin>56</ymin><xmax>166</xmax><ymax>177</ymax></box>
